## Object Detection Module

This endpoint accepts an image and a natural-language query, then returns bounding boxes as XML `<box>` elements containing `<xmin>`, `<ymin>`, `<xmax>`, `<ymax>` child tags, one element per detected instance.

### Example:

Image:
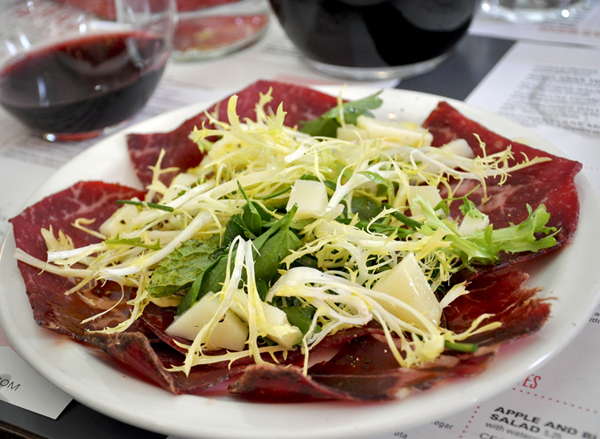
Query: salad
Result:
<box><xmin>13</xmin><ymin>87</ymin><xmax>561</xmax><ymax>390</ymax></box>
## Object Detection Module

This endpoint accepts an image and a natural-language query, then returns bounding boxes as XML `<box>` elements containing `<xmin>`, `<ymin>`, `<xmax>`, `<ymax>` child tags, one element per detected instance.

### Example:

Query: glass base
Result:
<box><xmin>303</xmin><ymin>52</ymin><xmax>451</xmax><ymax>82</ymax></box>
<box><xmin>38</xmin><ymin>119</ymin><xmax>129</xmax><ymax>142</ymax></box>
<box><xmin>42</xmin><ymin>131</ymin><xmax>101</xmax><ymax>142</ymax></box>
<box><xmin>480</xmin><ymin>0</ymin><xmax>591</xmax><ymax>23</ymax></box>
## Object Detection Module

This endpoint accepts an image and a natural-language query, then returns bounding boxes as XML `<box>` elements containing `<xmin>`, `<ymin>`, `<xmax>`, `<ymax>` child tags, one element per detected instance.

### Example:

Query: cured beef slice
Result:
<box><xmin>423</xmin><ymin>102</ymin><xmax>581</xmax><ymax>248</ymax></box>
<box><xmin>444</xmin><ymin>268</ymin><xmax>551</xmax><ymax>346</ymax></box>
<box><xmin>127</xmin><ymin>80</ymin><xmax>340</xmax><ymax>188</ymax></box>
<box><xmin>86</xmin><ymin>331</ymin><xmax>247</xmax><ymax>395</ymax></box>
<box><xmin>10</xmin><ymin>181</ymin><xmax>146</xmax><ymax>339</ymax></box>
<box><xmin>230</xmin><ymin>335</ymin><xmax>496</xmax><ymax>401</ymax></box>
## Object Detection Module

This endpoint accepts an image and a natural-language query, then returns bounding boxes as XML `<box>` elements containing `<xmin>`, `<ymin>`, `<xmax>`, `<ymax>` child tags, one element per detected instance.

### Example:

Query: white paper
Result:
<box><xmin>470</xmin><ymin>0</ymin><xmax>600</xmax><ymax>47</ymax></box>
<box><xmin>0</xmin><ymin>347</ymin><xmax>72</xmax><ymax>420</ymax></box>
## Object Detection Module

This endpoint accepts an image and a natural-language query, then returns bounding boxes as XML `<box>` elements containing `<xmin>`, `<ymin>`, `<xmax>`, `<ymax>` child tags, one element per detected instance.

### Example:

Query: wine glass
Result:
<box><xmin>0</xmin><ymin>0</ymin><xmax>177</xmax><ymax>141</ymax></box>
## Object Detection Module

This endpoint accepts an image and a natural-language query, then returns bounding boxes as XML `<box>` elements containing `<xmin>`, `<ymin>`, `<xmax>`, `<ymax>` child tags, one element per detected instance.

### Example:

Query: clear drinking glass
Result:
<box><xmin>269</xmin><ymin>0</ymin><xmax>480</xmax><ymax>81</ymax></box>
<box><xmin>170</xmin><ymin>0</ymin><xmax>270</xmax><ymax>60</ymax></box>
<box><xmin>0</xmin><ymin>0</ymin><xmax>177</xmax><ymax>141</ymax></box>
<box><xmin>480</xmin><ymin>0</ymin><xmax>591</xmax><ymax>22</ymax></box>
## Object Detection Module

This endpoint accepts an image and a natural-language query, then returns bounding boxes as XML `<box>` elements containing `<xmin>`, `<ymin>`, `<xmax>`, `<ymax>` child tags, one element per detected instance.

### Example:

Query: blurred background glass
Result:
<box><xmin>269</xmin><ymin>0</ymin><xmax>480</xmax><ymax>81</ymax></box>
<box><xmin>480</xmin><ymin>0</ymin><xmax>590</xmax><ymax>22</ymax></box>
<box><xmin>171</xmin><ymin>0</ymin><xmax>270</xmax><ymax>60</ymax></box>
<box><xmin>0</xmin><ymin>0</ymin><xmax>176</xmax><ymax>141</ymax></box>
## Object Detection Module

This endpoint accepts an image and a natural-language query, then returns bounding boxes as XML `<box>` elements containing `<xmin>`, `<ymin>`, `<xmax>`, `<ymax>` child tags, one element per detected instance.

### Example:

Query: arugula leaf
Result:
<box><xmin>300</xmin><ymin>91</ymin><xmax>383</xmax><ymax>137</ymax></box>
<box><xmin>254</xmin><ymin>228</ymin><xmax>303</xmax><ymax>284</ymax></box>
<box><xmin>253</xmin><ymin>205</ymin><xmax>297</xmax><ymax>249</ymax></box>
<box><xmin>382</xmin><ymin>202</ymin><xmax>423</xmax><ymax>230</ymax></box>
<box><xmin>105</xmin><ymin>235</ymin><xmax>162</xmax><ymax>251</ymax></box>
<box><xmin>177</xmin><ymin>254</ymin><xmax>227</xmax><ymax>314</ymax></box>
<box><xmin>116</xmin><ymin>200</ymin><xmax>174</xmax><ymax>212</ymax></box>
<box><xmin>147</xmin><ymin>239</ymin><xmax>219</xmax><ymax>298</ymax></box>
<box><xmin>281</xmin><ymin>305</ymin><xmax>319</xmax><ymax>335</ymax></box>
<box><xmin>239</xmin><ymin>182</ymin><xmax>264</xmax><ymax>237</ymax></box>
<box><xmin>178</xmin><ymin>205</ymin><xmax>303</xmax><ymax>313</ymax></box>
<box><xmin>223</xmin><ymin>184</ymin><xmax>275</xmax><ymax>244</ymax></box>
<box><xmin>349</xmin><ymin>196</ymin><xmax>384</xmax><ymax>221</ymax></box>
<box><xmin>360</xmin><ymin>171</ymin><xmax>395</xmax><ymax>204</ymax></box>
<box><xmin>223</xmin><ymin>214</ymin><xmax>249</xmax><ymax>244</ymax></box>
<box><xmin>253</xmin><ymin>205</ymin><xmax>302</xmax><ymax>283</ymax></box>
<box><xmin>290</xmin><ymin>254</ymin><xmax>319</xmax><ymax>269</ymax></box>
<box><xmin>299</xmin><ymin>118</ymin><xmax>340</xmax><ymax>138</ymax></box>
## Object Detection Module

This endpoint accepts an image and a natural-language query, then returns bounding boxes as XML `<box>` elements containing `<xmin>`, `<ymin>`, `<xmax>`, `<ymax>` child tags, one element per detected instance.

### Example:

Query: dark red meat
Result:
<box><xmin>444</xmin><ymin>268</ymin><xmax>551</xmax><ymax>346</ymax></box>
<box><xmin>86</xmin><ymin>331</ymin><xmax>247</xmax><ymax>394</ymax></box>
<box><xmin>127</xmin><ymin>80</ymin><xmax>340</xmax><ymax>187</ymax></box>
<box><xmin>10</xmin><ymin>181</ymin><xmax>146</xmax><ymax>339</ymax></box>
<box><xmin>424</xmin><ymin>102</ymin><xmax>581</xmax><ymax>242</ymax></box>
<box><xmin>423</xmin><ymin>102</ymin><xmax>581</xmax><ymax>278</ymax></box>
<box><xmin>230</xmin><ymin>335</ymin><xmax>496</xmax><ymax>401</ymax></box>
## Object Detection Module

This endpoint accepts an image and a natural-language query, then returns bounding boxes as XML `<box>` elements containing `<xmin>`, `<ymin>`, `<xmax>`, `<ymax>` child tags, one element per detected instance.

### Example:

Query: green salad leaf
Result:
<box><xmin>147</xmin><ymin>238</ymin><xmax>219</xmax><ymax>297</ymax></box>
<box><xmin>300</xmin><ymin>91</ymin><xmax>383</xmax><ymax>137</ymax></box>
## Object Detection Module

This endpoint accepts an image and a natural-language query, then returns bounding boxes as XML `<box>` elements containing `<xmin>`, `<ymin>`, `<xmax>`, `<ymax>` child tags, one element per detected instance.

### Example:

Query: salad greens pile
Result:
<box><xmin>18</xmin><ymin>89</ymin><xmax>557</xmax><ymax>375</ymax></box>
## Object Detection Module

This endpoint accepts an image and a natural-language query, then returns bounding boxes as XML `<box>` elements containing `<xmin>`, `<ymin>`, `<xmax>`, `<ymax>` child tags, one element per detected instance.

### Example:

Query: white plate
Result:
<box><xmin>1</xmin><ymin>87</ymin><xmax>599</xmax><ymax>439</ymax></box>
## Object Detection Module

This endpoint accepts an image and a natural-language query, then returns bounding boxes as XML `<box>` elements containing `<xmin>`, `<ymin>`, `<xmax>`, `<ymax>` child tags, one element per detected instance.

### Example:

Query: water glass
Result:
<box><xmin>171</xmin><ymin>0</ymin><xmax>270</xmax><ymax>60</ymax></box>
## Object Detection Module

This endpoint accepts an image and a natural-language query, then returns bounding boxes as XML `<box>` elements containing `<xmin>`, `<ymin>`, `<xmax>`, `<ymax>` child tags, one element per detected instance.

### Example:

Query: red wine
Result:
<box><xmin>269</xmin><ymin>0</ymin><xmax>477</xmax><ymax>68</ymax></box>
<box><xmin>0</xmin><ymin>31</ymin><xmax>168</xmax><ymax>135</ymax></box>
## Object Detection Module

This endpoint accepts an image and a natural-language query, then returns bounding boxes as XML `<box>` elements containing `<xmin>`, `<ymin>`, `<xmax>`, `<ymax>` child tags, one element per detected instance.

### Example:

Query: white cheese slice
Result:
<box><xmin>439</xmin><ymin>138</ymin><xmax>475</xmax><ymax>159</ymax></box>
<box><xmin>165</xmin><ymin>292</ymin><xmax>248</xmax><ymax>351</ymax></box>
<box><xmin>373</xmin><ymin>253</ymin><xmax>441</xmax><ymax>329</ymax></box>
<box><xmin>408</xmin><ymin>185</ymin><xmax>443</xmax><ymax>218</ymax></box>
<box><xmin>356</xmin><ymin>115</ymin><xmax>433</xmax><ymax>146</ymax></box>
<box><xmin>336</xmin><ymin>125</ymin><xmax>369</xmax><ymax>142</ymax></box>
<box><xmin>459</xmin><ymin>212</ymin><xmax>490</xmax><ymax>236</ymax></box>
<box><xmin>286</xmin><ymin>179</ymin><xmax>329</xmax><ymax>219</ymax></box>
